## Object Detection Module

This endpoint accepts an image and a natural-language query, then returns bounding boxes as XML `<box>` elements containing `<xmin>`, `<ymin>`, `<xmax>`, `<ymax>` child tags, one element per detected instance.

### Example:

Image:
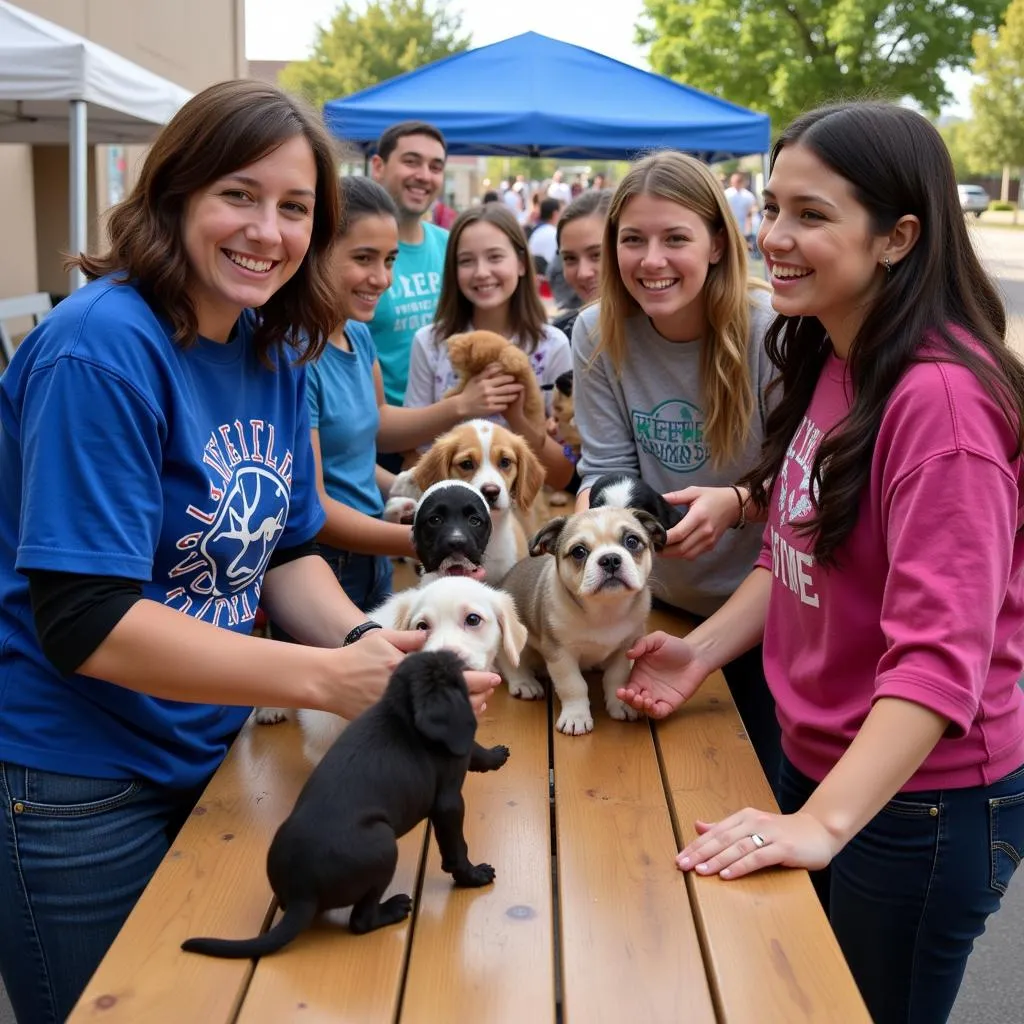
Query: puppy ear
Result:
<box><xmin>633</xmin><ymin>510</ymin><xmax>668</xmax><ymax>552</ymax></box>
<box><xmin>388</xmin><ymin>591</ymin><xmax>420</xmax><ymax>631</ymax></box>
<box><xmin>511</xmin><ymin>437</ymin><xmax>545</xmax><ymax>511</ymax></box>
<box><xmin>413</xmin><ymin>435</ymin><xmax>455</xmax><ymax>492</ymax></box>
<box><xmin>529</xmin><ymin>517</ymin><xmax>567</xmax><ymax>556</ymax></box>
<box><xmin>412</xmin><ymin>676</ymin><xmax>477</xmax><ymax>757</ymax></box>
<box><xmin>495</xmin><ymin>591</ymin><xmax>528</xmax><ymax>667</ymax></box>
<box><xmin>446</xmin><ymin>333</ymin><xmax>470</xmax><ymax>371</ymax></box>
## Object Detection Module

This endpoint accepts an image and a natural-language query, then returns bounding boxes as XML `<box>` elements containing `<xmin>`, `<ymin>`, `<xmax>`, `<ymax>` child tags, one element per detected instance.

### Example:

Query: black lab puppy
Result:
<box><xmin>589</xmin><ymin>472</ymin><xmax>686</xmax><ymax>532</ymax></box>
<box><xmin>413</xmin><ymin>480</ymin><xmax>492</xmax><ymax>582</ymax></box>
<box><xmin>182</xmin><ymin>650</ymin><xmax>508</xmax><ymax>958</ymax></box>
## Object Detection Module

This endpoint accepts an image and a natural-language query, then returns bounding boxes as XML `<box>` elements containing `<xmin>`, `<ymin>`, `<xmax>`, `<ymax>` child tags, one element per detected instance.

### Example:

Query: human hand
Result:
<box><xmin>676</xmin><ymin>808</ymin><xmax>841</xmax><ymax>880</ymax></box>
<box><xmin>615</xmin><ymin>631</ymin><xmax>708</xmax><ymax>718</ymax></box>
<box><xmin>457</xmin><ymin>364</ymin><xmax>523</xmax><ymax>418</ymax></box>
<box><xmin>464</xmin><ymin>669</ymin><xmax>501</xmax><ymax>716</ymax></box>
<box><xmin>661</xmin><ymin>486</ymin><xmax>742</xmax><ymax>560</ymax></box>
<box><xmin>323</xmin><ymin>629</ymin><xmax>425</xmax><ymax>719</ymax></box>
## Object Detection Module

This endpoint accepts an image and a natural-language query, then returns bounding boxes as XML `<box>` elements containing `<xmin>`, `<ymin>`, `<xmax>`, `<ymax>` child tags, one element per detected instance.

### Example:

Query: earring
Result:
<box><xmin>882</xmin><ymin>256</ymin><xmax>892</xmax><ymax>276</ymax></box>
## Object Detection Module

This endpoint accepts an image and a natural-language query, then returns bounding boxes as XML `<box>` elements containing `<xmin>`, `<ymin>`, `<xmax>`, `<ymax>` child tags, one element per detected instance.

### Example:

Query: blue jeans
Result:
<box><xmin>0</xmin><ymin>763</ymin><xmax>208</xmax><ymax>1024</ymax></box>
<box><xmin>319</xmin><ymin>546</ymin><xmax>393</xmax><ymax>614</ymax></box>
<box><xmin>777</xmin><ymin>754</ymin><xmax>1024</xmax><ymax>1024</ymax></box>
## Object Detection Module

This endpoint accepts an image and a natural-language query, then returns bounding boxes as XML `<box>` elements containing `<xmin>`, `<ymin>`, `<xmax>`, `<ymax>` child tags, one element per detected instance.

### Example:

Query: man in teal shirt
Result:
<box><xmin>369</xmin><ymin>121</ymin><xmax>450</xmax><ymax>413</ymax></box>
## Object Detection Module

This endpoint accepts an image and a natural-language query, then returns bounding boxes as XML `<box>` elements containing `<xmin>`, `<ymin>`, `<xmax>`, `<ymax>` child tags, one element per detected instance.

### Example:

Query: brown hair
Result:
<box><xmin>70</xmin><ymin>79</ymin><xmax>341</xmax><ymax>364</ymax></box>
<box><xmin>590</xmin><ymin>150</ymin><xmax>757</xmax><ymax>469</ymax></box>
<box><xmin>556</xmin><ymin>188</ymin><xmax>612</xmax><ymax>249</ymax></box>
<box><xmin>376</xmin><ymin>120</ymin><xmax>447</xmax><ymax>161</ymax></box>
<box><xmin>432</xmin><ymin>204</ymin><xmax>548</xmax><ymax>352</ymax></box>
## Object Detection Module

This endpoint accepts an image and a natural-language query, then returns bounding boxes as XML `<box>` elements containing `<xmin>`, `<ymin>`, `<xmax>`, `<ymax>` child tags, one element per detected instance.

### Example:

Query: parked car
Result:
<box><xmin>958</xmin><ymin>184</ymin><xmax>990</xmax><ymax>217</ymax></box>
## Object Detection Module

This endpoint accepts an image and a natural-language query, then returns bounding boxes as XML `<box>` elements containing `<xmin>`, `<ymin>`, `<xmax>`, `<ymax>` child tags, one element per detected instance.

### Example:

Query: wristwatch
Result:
<box><xmin>341</xmin><ymin>620</ymin><xmax>383</xmax><ymax>647</ymax></box>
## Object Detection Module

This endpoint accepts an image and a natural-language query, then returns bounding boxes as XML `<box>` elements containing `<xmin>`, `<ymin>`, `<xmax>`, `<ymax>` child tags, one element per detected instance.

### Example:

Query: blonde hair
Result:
<box><xmin>593</xmin><ymin>151</ymin><xmax>759</xmax><ymax>469</ymax></box>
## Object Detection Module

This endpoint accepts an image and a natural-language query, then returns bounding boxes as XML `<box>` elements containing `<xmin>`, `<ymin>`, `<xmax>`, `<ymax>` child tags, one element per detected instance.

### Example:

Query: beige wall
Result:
<box><xmin>0</xmin><ymin>0</ymin><xmax>245</xmax><ymax>299</ymax></box>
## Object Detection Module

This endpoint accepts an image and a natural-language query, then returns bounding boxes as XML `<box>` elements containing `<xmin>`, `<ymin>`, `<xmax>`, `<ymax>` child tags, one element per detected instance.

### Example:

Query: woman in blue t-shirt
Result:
<box><xmin>0</xmin><ymin>82</ymin><xmax>499</xmax><ymax>1024</ymax></box>
<box><xmin>306</xmin><ymin>176</ymin><xmax>524</xmax><ymax>610</ymax></box>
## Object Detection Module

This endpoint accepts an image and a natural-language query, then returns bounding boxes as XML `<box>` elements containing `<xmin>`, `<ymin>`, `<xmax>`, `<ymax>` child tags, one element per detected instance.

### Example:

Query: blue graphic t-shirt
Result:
<box><xmin>306</xmin><ymin>320</ymin><xmax>383</xmax><ymax>517</ymax></box>
<box><xmin>0</xmin><ymin>278</ymin><xmax>325</xmax><ymax>787</ymax></box>
<box><xmin>368</xmin><ymin>221</ymin><xmax>448</xmax><ymax>406</ymax></box>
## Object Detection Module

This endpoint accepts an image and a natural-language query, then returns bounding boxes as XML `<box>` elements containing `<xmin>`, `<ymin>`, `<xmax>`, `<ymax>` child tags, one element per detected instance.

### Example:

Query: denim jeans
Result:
<box><xmin>777</xmin><ymin>754</ymin><xmax>1024</xmax><ymax>1024</ymax></box>
<box><xmin>0</xmin><ymin>763</ymin><xmax>207</xmax><ymax>1024</ymax></box>
<box><xmin>319</xmin><ymin>546</ymin><xmax>393</xmax><ymax>614</ymax></box>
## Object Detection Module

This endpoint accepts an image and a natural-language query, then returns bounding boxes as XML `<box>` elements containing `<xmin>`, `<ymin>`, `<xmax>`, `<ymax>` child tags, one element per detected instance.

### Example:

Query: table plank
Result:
<box><xmin>235</xmin><ymin>826</ymin><xmax>428</xmax><ymax>1024</ymax></box>
<box><xmin>552</xmin><ymin>677</ymin><xmax>718</xmax><ymax>1024</ymax></box>
<box><xmin>67</xmin><ymin>714</ymin><xmax>311</xmax><ymax>1024</ymax></box>
<box><xmin>648</xmin><ymin>609</ymin><xmax>871</xmax><ymax>1023</ymax></box>
<box><xmin>399</xmin><ymin>684</ymin><xmax>556</xmax><ymax>1024</ymax></box>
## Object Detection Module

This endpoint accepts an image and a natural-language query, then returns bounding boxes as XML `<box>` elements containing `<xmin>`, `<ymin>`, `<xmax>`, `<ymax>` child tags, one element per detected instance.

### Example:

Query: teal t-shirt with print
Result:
<box><xmin>369</xmin><ymin>221</ymin><xmax>449</xmax><ymax>406</ymax></box>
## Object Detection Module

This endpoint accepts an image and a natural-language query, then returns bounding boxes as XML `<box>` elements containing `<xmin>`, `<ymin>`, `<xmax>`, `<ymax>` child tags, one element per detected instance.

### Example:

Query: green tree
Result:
<box><xmin>969</xmin><ymin>0</ymin><xmax>1024</xmax><ymax>199</ymax></box>
<box><xmin>278</xmin><ymin>0</ymin><xmax>470</xmax><ymax>109</ymax></box>
<box><xmin>637</xmin><ymin>0</ymin><xmax>1009</xmax><ymax>132</ymax></box>
<box><xmin>939</xmin><ymin>121</ymin><xmax>1001</xmax><ymax>180</ymax></box>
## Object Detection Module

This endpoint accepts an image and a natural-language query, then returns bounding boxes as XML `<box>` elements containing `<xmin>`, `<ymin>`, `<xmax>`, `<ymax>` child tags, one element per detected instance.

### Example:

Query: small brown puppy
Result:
<box><xmin>499</xmin><ymin>507</ymin><xmax>667</xmax><ymax>735</ymax></box>
<box><xmin>446</xmin><ymin>330</ymin><xmax>546</xmax><ymax>428</ymax></box>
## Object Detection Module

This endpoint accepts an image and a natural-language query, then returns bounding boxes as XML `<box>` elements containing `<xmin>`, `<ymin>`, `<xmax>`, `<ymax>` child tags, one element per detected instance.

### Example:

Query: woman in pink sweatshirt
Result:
<box><xmin>619</xmin><ymin>102</ymin><xmax>1024</xmax><ymax>1024</ymax></box>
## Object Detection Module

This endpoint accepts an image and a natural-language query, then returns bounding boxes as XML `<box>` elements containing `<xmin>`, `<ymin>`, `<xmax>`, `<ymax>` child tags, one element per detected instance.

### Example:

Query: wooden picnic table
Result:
<box><xmin>68</xmin><ymin>572</ymin><xmax>870</xmax><ymax>1023</ymax></box>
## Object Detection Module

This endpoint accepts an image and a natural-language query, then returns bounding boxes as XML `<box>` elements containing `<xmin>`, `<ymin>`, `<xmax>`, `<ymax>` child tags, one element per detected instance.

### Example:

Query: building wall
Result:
<box><xmin>0</xmin><ymin>0</ymin><xmax>245</xmax><ymax>300</ymax></box>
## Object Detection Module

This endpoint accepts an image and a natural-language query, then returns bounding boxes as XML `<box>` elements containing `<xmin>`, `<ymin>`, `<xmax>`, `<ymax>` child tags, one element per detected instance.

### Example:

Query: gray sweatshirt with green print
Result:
<box><xmin>572</xmin><ymin>298</ymin><xmax>777</xmax><ymax>618</ymax></box>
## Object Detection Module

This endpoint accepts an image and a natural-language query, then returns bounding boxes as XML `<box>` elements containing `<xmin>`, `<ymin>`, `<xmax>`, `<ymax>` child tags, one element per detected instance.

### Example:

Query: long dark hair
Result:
<box><xmin>432</xmin><ymin>203</ymin><xmax>547</xmax><ymax>351</ymax></box>
<box><xmin>338</xmin><ymin>175</ymin><xmax>398</xmax><ymax>235</ymax></box>
<box><xmin>743</xmin><ymin>101</ymin><xmax>1024</xmax><ymax>566</ymax></box>
<box><xmin>71</xmin><ymin>80</ymin><xmax>341</xmax><ymax>365</ymax></box>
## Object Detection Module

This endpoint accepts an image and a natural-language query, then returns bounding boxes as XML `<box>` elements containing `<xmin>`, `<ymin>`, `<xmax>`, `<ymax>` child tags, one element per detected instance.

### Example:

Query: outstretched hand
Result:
<box><xmin>616</xmin><ymin>631</ymin><xmax>709</xmax><ymax>718</ymax></box>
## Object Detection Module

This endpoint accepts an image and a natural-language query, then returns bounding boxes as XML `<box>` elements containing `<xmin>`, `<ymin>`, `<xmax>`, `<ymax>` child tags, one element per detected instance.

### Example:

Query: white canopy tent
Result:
<box><xmin>0</xmin><ymin>1</ymin><xmax>191</xmax><ymax>289</ymax></box>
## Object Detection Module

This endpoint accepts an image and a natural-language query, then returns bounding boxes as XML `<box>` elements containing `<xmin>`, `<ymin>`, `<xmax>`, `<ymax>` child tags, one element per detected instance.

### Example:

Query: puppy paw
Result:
<box><xmin>606</xmin><ymin>697</ymin><xmax>640</xmax><ymax>722</ymax></box>
<box><xmin>378</xmin><ymin>892</ymin><xmax>414</xmax><ymax>926</ymax></box>
<box><xmin>254</xmin><ymin>707</ymin><xmax>291</xmax><ymax>725</ymax></box>
<box><xmin>470</xmin><ymin>744</ymin><xmax>510</xmax><ymax>772</ymax></box>
<box><xmin>383</xmin><ymin>496</ymin><xmax>417</xmax><ymax>525</ymax></box>
<box><xmin>451</xmin><ymin>862</ymin><xmax>496</xmax><ymax>888</ymax></box>
<box><xmin>508</xmin><ymin>675</ymin><xmax>545</xmax><ymax>700</ymax></box>
<box><xmin>556</xmin><ymin>701</ymin><xmax>595</xmax><ymax>735</ymax></box>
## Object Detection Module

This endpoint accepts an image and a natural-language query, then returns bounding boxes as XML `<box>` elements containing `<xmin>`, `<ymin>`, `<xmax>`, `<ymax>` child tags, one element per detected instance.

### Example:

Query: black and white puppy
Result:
<box><xmin>182</xmin><ymin>650</ymin><xmax>508</xmax><ymax>959</ymax></box>
<box><xmin>413</xmin><ymin>480</ymin><xmax>492</xmax><ymax>582</ymax></box>
<box><xmin>589</xmin><ymin>473</ymin><xmax>685</xmax><ymax>533</ymax></box>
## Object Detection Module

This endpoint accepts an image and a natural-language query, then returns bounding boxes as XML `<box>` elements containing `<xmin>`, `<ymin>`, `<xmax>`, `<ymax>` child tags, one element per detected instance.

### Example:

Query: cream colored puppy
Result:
<box><xmin>295</xmin><ymin>577</ymin><xmax>527</xmax><ymax>763</ymax></box>
<box><xmin>499</xmin><ymin>507</ymin><xmax>666</xmax><ymax>735</ymax></box>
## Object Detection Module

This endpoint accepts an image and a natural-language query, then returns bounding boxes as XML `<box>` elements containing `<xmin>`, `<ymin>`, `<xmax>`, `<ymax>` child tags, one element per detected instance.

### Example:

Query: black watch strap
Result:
<box><xmin>341</xmin><ymin>620</ymin><xmax>383</xmax><ymax>647</ymax></box>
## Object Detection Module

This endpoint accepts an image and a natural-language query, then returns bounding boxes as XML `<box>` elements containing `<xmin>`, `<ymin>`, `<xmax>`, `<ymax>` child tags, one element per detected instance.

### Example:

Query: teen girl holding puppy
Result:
<box><xmin>621</xmin><ymin>101</ymin><xmax>1024</xmax><ymax>1024</ymax></box>
<box><xmin>404</xmin><ymin>203</ymin><xmax>575</xmax><ymax>488</ymax></box>
<box><xmin>572</xmin><ymin>150</ymin><xmax>779</xmax><ymax>784</ymax></box>
<box><xmin>306</xmin><ymin>177</ymin><xmax>523</xmax><ymax>610</ymax></box>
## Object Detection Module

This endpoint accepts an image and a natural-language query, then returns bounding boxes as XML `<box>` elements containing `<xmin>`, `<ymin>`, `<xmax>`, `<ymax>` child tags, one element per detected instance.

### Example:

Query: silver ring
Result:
<box><xmin>749</xmin><ymin>832</ymin><xmax>767</xmax><ymax>849</ymax></box>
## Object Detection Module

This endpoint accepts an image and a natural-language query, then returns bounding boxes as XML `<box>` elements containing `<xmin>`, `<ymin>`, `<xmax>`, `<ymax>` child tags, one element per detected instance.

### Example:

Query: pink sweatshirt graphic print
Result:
<box><xmin>758</xmin><ymin>349</ymin><xmax>1024</xmax><ymax>790</ymax></box>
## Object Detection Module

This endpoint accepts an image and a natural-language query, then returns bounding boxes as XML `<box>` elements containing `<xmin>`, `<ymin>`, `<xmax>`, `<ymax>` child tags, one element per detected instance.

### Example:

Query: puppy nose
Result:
<box><xmin>480</xmin><ymin>484</ymin><xmax>500</xmax><ymax>506</ymax></box>
<box><xmin>598</xmin><ymin>552</ymin><xmax>622</xmax><ymax>572</ymax></box>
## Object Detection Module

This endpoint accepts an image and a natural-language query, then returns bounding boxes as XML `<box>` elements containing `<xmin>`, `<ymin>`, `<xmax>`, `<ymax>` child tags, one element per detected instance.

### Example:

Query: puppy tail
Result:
<box><xmin>181</xmin><ymin>898</ymin><xmax>318</xmax><ymax>959</ymax></box>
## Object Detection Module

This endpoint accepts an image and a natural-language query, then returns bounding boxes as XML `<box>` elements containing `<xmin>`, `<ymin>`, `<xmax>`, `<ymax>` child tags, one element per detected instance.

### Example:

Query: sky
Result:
<box><xmin>244</xmin><ymin>0</ymin><xmax>973</xmax><ymax>117</ymax></box>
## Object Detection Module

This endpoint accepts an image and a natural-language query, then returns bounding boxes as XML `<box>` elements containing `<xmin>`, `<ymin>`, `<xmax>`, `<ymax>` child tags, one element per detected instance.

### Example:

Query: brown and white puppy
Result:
<box><xmin>411</xmin><ymin>420</ymin><xmax>546</xmax><ymax>582</ymax></box>
<box><xmin>498</xmin><ymin>507</ymin><xmax>667</xmax><ymax>735</ymax></box>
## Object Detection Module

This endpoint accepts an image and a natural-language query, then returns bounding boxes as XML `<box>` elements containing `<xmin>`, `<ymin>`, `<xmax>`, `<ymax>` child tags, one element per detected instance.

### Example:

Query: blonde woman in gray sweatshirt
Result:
<box><xmin>572</xmin><ymin>151</ymin><xmax>779</xmax><ymax>787</ymax></box>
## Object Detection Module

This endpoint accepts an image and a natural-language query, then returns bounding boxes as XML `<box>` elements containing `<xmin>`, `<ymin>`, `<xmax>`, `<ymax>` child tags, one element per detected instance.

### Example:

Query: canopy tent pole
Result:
<box><xmin>69</xmin><ymin>98</ymin><xmax>87</xmax><ymax>291</ymax></box>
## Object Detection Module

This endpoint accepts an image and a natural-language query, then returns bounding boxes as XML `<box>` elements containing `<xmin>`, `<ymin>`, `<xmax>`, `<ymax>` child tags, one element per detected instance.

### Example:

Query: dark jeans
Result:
<box><xmin>719</xmin><ymin>642</ymin><xmax>781</xmax><ymax>795</ymax></box>
<box><xmin>0</xmin><ymin>763</ymin><xmax>208</xmax><ymax>1024</ymax></box>
<box><xmin>321</xmin><ymin>546</ymin><xmax>393</xmax><ymax>615</ymax></box>
<box><xmin>777</xmin><ymin>754</ymin><xmax>1024</xmax><ymax>1024</ymax></box>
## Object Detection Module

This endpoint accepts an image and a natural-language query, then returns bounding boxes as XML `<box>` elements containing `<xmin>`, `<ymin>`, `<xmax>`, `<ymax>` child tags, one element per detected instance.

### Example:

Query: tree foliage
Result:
<box><xmin>278</xmin><ymin>0</ymin><xmax>470</xmax><ymax>109</ymax></box>
<box><xmin>969</xmin><ymin>0</ymin><xmax>1024</xmax><ymax>172</ymax></box>
<box><xmin>637</xmin><ymin>0</ymin><xmax>1010</xmax><ymax>132</ymax></box>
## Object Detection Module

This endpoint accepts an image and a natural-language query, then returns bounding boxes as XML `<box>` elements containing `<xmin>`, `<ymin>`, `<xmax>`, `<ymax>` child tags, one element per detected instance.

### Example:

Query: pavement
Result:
<box><xmin>2</xmin><ymin>226</ymin><xmax>1023</xmax><ymax>1024</ymax></box>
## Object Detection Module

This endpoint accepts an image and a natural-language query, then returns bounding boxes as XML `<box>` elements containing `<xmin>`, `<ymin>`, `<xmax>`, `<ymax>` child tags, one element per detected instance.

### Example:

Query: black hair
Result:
<box><xmin>743</xmin><ymin>101</ymin><xmax>1024</xmax><ymax>567</ymax></box>
<box><xmin>539</xmin><ymin>197</ymin><xmax>562</xmax><ymax>223</ymax></box>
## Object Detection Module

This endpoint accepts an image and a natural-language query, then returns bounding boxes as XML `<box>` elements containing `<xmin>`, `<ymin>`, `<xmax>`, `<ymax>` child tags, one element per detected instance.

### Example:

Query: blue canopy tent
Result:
<box><xmin>323</xmin><ymin>32</ymin><xmax>769</xmax><ymax>161</ymax></box>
